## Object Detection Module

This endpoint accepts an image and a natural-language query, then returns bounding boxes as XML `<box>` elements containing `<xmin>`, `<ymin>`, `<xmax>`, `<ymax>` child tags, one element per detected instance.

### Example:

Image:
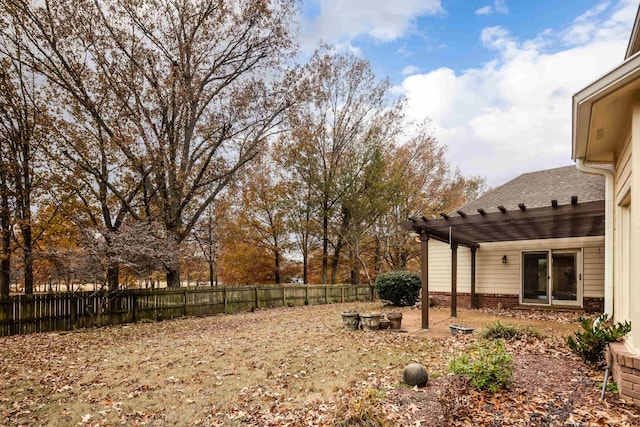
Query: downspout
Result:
<box><xmin>576</xmin><ymin>159</ymin><xmax>614</xmax><ymax>317</ymax></box>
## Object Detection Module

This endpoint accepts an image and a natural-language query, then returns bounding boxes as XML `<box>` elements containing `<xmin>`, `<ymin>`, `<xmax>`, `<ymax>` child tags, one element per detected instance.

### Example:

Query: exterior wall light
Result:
<box><xmin>502</xmin><ymin>255</ymin><xmax>507</xmax><ymax>264</ymax></box>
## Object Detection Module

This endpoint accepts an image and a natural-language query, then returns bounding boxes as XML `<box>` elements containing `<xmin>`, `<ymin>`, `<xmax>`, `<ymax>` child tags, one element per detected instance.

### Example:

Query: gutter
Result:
<box><xmin>576</xmin><ymin>159</ymin><xmax>614</xmax><ymax>317</ymax></box>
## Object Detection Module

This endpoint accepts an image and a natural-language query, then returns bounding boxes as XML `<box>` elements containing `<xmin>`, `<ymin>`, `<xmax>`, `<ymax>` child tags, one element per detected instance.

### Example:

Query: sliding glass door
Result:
<box><xmin>551</xmin><ymin>252</ymin><xmax>578</xmax><ymax>304</ymax></box>
<box><xmin>521</xmin><ymin>250</ymin><xmax>581</xmax><ymax>306</ymax></box>
<box><xmin>522</xmin><ymin>252</ymin><xmax>549</xmax><ymax>304</ymax></box>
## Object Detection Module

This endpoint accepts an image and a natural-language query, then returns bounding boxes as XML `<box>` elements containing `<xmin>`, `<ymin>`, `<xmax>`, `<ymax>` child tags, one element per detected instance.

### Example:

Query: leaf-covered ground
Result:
<box><xmin>1</xmin><ymin>303</ymin><xmax>638</xmax><ymax>426</ymax></box>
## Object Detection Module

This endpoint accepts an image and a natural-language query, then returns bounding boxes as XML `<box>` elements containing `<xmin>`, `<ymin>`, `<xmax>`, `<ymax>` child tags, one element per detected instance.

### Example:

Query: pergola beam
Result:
<box><xmin>451</xmin><ymin>242</ymin><xmax>458</xmax><ymax>318</ymax></box>
<box><xmin>470</xmin><ymin>247</ymin><xmax>477</xmax><ymax>309</ymax></box>
<box><xmin>420</xmin><ymin>233</ymin><xmax>429</xmax><ymax>329</ymax></box>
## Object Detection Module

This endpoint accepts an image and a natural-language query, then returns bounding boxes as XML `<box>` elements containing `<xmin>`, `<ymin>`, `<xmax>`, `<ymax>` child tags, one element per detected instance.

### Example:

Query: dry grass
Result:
<box><xmin>0</xmin><ymin>303</ymin><xmax>596</xmax><ymax>426</ymax></box>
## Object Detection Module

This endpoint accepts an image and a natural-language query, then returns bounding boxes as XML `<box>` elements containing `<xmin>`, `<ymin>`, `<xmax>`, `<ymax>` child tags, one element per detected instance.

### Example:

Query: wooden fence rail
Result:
<box><xmin>0</xmin><ymin>284</ymin><xmax>373</xmax><ymax>337</ymax></box>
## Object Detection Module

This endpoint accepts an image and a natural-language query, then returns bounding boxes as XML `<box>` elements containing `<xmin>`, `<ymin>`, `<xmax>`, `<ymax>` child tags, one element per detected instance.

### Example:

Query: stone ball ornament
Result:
<box><xmin>403</xmin><ymin>363</ymin><xmax>428</xmax><ymax>387</ymax></box>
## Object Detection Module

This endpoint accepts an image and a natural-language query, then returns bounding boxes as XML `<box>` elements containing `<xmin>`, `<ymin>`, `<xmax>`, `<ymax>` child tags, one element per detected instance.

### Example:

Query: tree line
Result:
<box><xmin>0</xmin><ymin>0</ymin><xmax>486</xmax><ymax>296</ymax></box>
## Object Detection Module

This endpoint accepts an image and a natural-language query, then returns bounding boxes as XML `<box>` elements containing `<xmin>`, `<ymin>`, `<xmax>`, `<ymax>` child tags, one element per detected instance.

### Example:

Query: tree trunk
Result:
<box><xmin>107</xmin><ymin>265</ymin><xmax>119</xmax><ymax>292</ymax></box>
<box><xmin>274</xmin><ymin>250</ymin><xmax>281</xmax><ymax>284</ymax></box>
<box><xmin>373</xmin><ymin>238</ymin><xmax>382</xmax><ymax>276</ymax></box>
<box><xmin>330</xmin><ymin>238</ymin><xmax>343</xmax><ymax>285</ymax></box>
<box><xmin>22</xmin><ymin>224</ymin><xmax>34</xmax><ymax>295</ymax></box>
<box><xmin>330</xmin><ymin>208</ymin><xmax>350</xmax><ymax>284</ymax></box>
<box><xmin>321</xmin><ymin>206</ymin><xmax>329</xmax><ymax>284</ymax></box>
<box><xmin>0</xmin><ymin>256</ymin><xmax>9</xmax><ymax>298</ymax></box>
<box><xmin>302</xmin><ymin>250</ymin><xmax>308</xmax><ymax>284</ymax></box>
<box><xmin>350</xmin><ymin>265</ymin><xmax>359</xmax><ymax>285</ymax></box>
<box><xmin>209</xmin><ymin>262</ymin><xmax>215</xmax><ymax>287</ymax></box>
<box><xmin>166</xmin><ymin>268</ymin><xmax>181</xmax><ymax>287</ymax></box>
<box><xmin>0</xmin><ymin>187</ymin><xmax>10</xmax><ymax>298</ymax></box>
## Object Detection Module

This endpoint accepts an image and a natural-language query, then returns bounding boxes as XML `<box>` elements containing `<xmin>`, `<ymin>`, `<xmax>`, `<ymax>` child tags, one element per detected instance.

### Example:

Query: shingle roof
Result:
<box><xmin>451</xmin><ymin>165</ymin><xmax>605</xmax><ymax>217</ymax></box>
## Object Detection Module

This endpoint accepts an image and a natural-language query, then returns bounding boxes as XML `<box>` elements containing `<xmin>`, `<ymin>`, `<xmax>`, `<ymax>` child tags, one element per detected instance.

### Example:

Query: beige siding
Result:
<box><xmin>615</xmin><ymin>133</ymin><xmax>632</xmax><ymax>203</ymax></box>
<box><xmin>427</xmin><ymin>242</ymin><xmax>471</xmax><ymax>293</ymax></box>
<box><xmin>613</xmin><ymin>131</ymin><xmax>634</xmax><ymax>346</ymax></box>
<box><xmin>584</xmin><ymin>246</ymin><xmax>605</xmax><ymax>298</ymax></box>
<box><xmin>427</xmin><ymin>236</ymin><xmax>605</xmax><ymax>305</ymax></box>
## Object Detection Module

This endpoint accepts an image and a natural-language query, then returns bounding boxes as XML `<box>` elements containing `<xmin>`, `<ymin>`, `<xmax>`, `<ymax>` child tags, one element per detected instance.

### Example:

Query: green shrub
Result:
<box><xmin>481</xmin><ymin>321</ymin><xmax>542</xmax><ymax>340</ymax></box>
<box><xmin>449</xmin><ymin>340</ymin><xmax>513</xmax><ymax>393</ymax></box>
<box><xmin>566</xmin><ymin>313</ymin><xmax>631</xmax><ymax>368</ymax></box>
<box><xmin>374</xmin><ymin>270</ymin><xmax>421</xmax><ymax>306</ymax></box>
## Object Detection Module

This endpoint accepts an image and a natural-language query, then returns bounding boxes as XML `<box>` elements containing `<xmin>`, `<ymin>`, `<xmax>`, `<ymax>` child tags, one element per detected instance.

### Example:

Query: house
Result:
<box><xmin>572</xmin><ymin>4</ymin><xmax>640</xmax><ymax>406</ymax></box>
<box><xmin>407</xmin><ymin>166</ymin><xmax>606</xmax><ymax>320</ymax></box>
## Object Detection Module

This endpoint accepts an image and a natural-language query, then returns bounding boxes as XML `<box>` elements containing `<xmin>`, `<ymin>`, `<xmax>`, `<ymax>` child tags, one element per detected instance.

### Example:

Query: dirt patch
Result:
<box><xmin>0</xmin><ymin>303</ymin><xmax>637</xmax><ymax>426</ymax></box>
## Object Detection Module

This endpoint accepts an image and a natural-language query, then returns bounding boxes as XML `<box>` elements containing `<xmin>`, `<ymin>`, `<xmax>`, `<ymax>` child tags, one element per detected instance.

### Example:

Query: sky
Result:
<box><xmin>299</xmin><ymin>0</ymin><xmax>639</xmax><ymax>187</ymax></box>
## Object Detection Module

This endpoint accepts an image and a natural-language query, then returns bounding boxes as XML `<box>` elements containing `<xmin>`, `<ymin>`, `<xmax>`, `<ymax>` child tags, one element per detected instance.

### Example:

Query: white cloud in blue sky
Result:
<box><xmin>300</xmin><ymin>0</ymin><xmax>638</xmax><ymax>186</ymax></box>
<box><xmin>476</xmin><ymin>1</ymin><xmax>509</xmax><ymax>16</ymax></box>
<box><xmin>401</xmin><ymin>65</ymin><xmax>421</xmax><ymax>76</ymax></box>
<box><xmin>301</xmin><ymin>0</ymin><xmax>443</xmax><ymax>49</ymax></box>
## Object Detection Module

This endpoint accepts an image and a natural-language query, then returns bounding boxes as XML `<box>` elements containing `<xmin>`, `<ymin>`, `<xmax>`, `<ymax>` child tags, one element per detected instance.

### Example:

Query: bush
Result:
<box><xmin>332</xmin><ymin>388</ymin><xmax>385</xmax><ymax>427</ymax></box>
<box><xmin>449</xmin><ymin>340</ymin><xmax>513</xmax><ymax>393</ymax></box>
<box><xmin>481</xmin><ymin>321</ymin><xmax>542</xmax><ymax>340</ymax></box>
<box><xmin>437</xmin><ymin>374</ymin><xmax>470</xmax><ymax>422</ymax></box>
<box><xmin>566</xmin><ymin>313</ymin><xmax>631</xmax><ymax>368</ymax></box>
<box><xmin>374</xmin><ymin>270</ymin><xmax>421</xmax><ymax>306</ymax></box>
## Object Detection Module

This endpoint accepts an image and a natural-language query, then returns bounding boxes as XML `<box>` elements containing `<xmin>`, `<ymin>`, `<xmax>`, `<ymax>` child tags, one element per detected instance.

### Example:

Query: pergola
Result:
<box><xmin>403</xmin><ymin>199</ymin><xmax>605</xmax><ymax>329</ymax></box>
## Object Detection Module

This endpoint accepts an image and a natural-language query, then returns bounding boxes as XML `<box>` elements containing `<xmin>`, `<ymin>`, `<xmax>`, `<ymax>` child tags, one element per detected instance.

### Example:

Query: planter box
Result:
<box><xmin>449</xmin><ymin>324</ymin><xmax>474</xmax><ymax>335</ymax></box>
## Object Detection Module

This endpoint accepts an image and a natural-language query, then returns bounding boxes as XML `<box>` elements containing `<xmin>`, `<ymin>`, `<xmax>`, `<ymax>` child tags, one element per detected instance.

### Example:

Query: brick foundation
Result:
<box><xmin>428</xmin><ymin>292</ymin><xmax>604</xmax><ymax>312</ymax></box>
<box><xmin>429</xmin><ymin>292</ymin><xmax>519</xmax><ymax>309</ymax></box>
<box><xmin>583</xmin><ymin>297</ymin><xmax>604</xmax><ymax>313</ymax></box>
<box><xmin>607</xmin><ymin>342</ymin><xmax>640</xmax><ymax>407</ymax></box>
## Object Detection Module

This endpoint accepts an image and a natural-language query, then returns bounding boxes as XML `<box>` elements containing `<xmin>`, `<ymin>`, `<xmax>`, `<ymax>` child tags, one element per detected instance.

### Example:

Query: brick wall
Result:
<box><xmin>583</xmin><ymin>297</ymin><xmax>604</xmax><ymax>313</ymax></box>
<box><xmin>429</xmin><ymin>292</ymin><xmax>519</xmax><ymax>309</ymax></box>
<box><xmin>429</xmin><ymin>292</ymin><xmax>603</xmax><ymax>312</ymax></box>
<box><xmin>607</xmin><ymin>342</ymin><xmax>640</xmax><ymax>405</ymax></box>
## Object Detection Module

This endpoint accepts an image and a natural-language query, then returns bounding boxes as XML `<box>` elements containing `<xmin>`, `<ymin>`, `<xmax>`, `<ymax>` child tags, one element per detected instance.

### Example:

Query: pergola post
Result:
<box><xmin>451</xmin><ymin>242</ymin><xmax>458</xmax><ymax>318</ymax></box>
<box><xmin>470</xmin><ymin>247</ymin><xmax>477</xmax><ymax>309</ymax></box>
<box><xmin>420</xmin><ymin>232</ymin><xmax>429</xmax><ymax>329</ymax></box>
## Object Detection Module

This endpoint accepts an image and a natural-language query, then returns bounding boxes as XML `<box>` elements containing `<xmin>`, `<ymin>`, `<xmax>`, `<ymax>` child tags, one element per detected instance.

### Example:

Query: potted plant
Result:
<box><xmin>387</xmin><ymin>312</ymin><xmax>403</xmax><ymax>329</ymax></box>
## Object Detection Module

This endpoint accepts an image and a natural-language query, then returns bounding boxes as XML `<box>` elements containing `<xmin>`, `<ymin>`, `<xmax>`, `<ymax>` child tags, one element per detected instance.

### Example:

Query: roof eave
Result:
<box><xmin>626</xmin><ymin>5</ymin><xmax>640</xmax><ymax>59</ymax></box>
<box><xmin>572</xmin><ymin>52</ymin><xmax>640</xmax><ymax>161</ymax></box>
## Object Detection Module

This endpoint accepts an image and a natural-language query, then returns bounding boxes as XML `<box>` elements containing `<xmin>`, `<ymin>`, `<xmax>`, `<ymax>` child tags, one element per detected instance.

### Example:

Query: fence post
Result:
<box><xmin>223</xmin><ymin>287</ymin><xmax>227</xmax><ymax>312</ymax></box>
<box><xmin>283</xmin><ymin>286</ymin><xmax>286</xmax><ymax>307</ymax></box>
<box><xmin>70</xmin><ymin>296</ymin><xmax>77</xmax><ymax>330</ymax></box>
<box><xmin>341</xmin><ymin>286</ymin><xmax>344</xmax><ymax>303</ymax></box>
<box><xmin>255</xmin><ymin>287</ymin><xmax>259</xmax><ymax>309</ymax></box>
<box><xmin>325</xmin><ymin>286</ymin><xmax>328</xmax><ymax>304</ymax></box>
<box><xmin>132</xmin><ymin>293</ymin><xmax>137</xmax><ymax>323</ymax></box>
<box><xmin>183</xmin><ymin>289</ymin><xmax>188</xmax><ymax>317</ymax></box>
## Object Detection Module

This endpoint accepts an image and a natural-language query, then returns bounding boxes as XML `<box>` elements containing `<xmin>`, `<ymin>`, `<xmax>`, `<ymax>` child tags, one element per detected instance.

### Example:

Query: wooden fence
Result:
<box><xmin>0</xmin><ymin>284</ymin><xmax>373</xmax><ymax>337</ymax></box>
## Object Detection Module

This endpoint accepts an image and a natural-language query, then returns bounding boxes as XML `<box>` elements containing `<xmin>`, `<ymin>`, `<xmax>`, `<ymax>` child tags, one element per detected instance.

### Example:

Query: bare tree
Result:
<box><xmin>2</xmin><ymin>0</ymin><xmax>299</xmax><ymax>287</ymax></box>
<box><xmin>0</xmin><ymin>153</ymin><xmax>10</xmax><ymax>297</ymax></box>
<box><xmin>281</xmin><ymin>50</ymin><xmax>403</xmax><ymax>283</ymax></box>
<box><xmin>0</xmin><ymin>29</ymin><xmax>51</xmax><ymax>295</ymax></box>
<box><xmin>236</xmin><ymin>157</ymin><xmax>291</xmax><ymax>284</ymax></box>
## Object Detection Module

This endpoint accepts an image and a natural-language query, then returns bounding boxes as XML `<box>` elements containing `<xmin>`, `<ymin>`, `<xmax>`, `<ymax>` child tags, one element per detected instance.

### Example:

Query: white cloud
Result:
<box><xmin>475</xmin><ymin>1</ymin><xmax>509</xmax><ymax>16</ymax></box>
<box><xmin>397</xmin><ymin>0</ymin><xmax>636</xmax><ymax>186</ymax></box>
<box><xmin>301</xmin><ymin>0</ymin><xmax>443</xmax><ymax>50</ymax></box>
<box><xmin>401</xmin><ymin>65</ymin><xmax>421</xmax><ymax>76</ymax></box>
<box><xmin>494</xmin><ymin>0</ymin><xmax>509</xmax><ymax>14</ymax></box>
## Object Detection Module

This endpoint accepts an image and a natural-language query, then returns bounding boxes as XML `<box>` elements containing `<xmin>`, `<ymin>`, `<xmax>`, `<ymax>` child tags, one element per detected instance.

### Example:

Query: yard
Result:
<box><xmin>1</xmin><ymin>302</ymin><xmax>639</xmax><ymax>426</ymax></box>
